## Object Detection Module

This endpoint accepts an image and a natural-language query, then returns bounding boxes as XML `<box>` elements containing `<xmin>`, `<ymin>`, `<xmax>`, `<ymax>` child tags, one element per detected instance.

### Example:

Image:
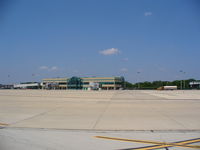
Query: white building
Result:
<box><xmin>189</xmin><ymin>81</ymin><xmax>200</xmax><ymax>89</ymax></box>
<box><xmin>14</xmin><ymin>82</ymin><xmax>40</xmax><ymax>89</ymax></box>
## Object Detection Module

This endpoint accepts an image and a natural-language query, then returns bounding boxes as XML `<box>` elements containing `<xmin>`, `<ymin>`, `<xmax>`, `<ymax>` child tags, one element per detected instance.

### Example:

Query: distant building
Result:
<box><xmin>0</xmin><ymin>84</ymin><xmax>13</xmax><ymax>89</ymax></box>
<box><xmin>42</xmin><ymin>76</ymin><xmax>125</xmax><ymax>90</ymax></box>
<box><xmin>189</xmin><ymin>81</ymin><xmax>200</xmax><ymax>89</ymax></box>
<box><xmin>14</xmin><ymin>82</ymin><xmax>41</xmax><ymax>89</ymax></box>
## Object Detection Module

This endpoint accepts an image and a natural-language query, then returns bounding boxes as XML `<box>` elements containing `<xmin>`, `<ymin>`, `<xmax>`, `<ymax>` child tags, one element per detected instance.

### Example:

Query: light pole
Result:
<box><xmin>137</xmin><ymin>72</ymin><xmax>140</xmax><ymax>89</ymax></box>
<box><xmin>179</xmin><ymin>70</ymin><xmax>186</xmax><ymax>89</ymax></box>
<box><xmin>183</xmin><ymin>72</ymin><xmax>186</xmax><ymax>89</ymax></box>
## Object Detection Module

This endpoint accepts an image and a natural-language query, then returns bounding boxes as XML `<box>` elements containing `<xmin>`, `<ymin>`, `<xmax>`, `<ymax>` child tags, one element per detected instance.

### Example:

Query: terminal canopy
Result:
<box><xmin>67</xmin><ymin>77</ymin><xmax>82</xmax><ymax>89</ymax></box>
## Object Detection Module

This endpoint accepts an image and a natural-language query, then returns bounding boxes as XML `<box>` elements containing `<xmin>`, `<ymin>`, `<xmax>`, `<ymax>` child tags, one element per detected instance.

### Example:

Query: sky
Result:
<box><xmin>0</xmin><ymin>0</ymin><xmax>200</xmax><ymax>84</ymax></box>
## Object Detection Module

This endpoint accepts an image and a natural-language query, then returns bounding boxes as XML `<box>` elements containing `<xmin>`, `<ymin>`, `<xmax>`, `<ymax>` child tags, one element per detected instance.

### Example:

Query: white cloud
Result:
<box><xmin>120</xmin><ymin>68</ymin><xmax>128</xmax><ymax>73</ymax></box>
<box><xmin>39</xmin><ymin>66</ymin><xmax>59</xmax><ymax>71</ymax></box>
<box><xmin>144</xmin><ymin>12</ymin><xmax>152</xmax><ymax>16</ymax></box>
<box><xmin>50</xmin><ymin>66</ymin><xmax>58</xmax><ymax>71</ymax></box>
<box><xmin>99</xmin><ymin>48</ymin><xmax>120</xmax><ymax>55</ymax></box>
<box><xmin>39</xmin><ymin>66</ymin><xmax>49</xmax><ymax>70</ymax></box>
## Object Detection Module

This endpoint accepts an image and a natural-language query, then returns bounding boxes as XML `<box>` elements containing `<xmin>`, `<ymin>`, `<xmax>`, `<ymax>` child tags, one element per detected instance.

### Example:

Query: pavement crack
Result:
<box><xmin>92</xmin><ymin>91</ymin><xmax>118</xmax><ymax>129</ymax></box>
<box><xmin>92</xmin><ymin>102</ymin><xmax>110</xmax><ymax>129</ymax></box>
<box><xmin>9</xmin><ymin>106</ymin><xmax>62</xmax><ymax>127</ymax></box>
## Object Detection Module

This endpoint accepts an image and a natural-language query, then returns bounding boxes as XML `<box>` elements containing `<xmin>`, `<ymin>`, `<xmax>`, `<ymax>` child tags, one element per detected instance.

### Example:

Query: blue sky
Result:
<box><xmin>0</xmin><ymin>0</ymin><xmax>200</xmax><ymax>84</ymax></box>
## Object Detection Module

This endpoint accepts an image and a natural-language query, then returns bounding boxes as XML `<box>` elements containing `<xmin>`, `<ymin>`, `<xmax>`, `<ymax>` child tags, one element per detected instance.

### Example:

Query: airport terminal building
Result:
<box><xmin>42</xmin><ymin>77</ymin><xmax>125</xmax><ymax>90</ymax></box>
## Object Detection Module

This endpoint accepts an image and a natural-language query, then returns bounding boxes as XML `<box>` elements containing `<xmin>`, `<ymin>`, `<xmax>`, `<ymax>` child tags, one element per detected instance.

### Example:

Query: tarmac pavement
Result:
<box><xmin>0</xmin><ymin>90</ymin><xmax>200</xmax><ymax>150</ymax></box>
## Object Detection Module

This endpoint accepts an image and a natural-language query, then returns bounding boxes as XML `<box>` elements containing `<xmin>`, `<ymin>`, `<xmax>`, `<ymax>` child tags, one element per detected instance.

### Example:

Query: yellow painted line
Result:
<box><xmin>95</xmin><ymin>136</ymin><xmax>200</xmax><ymax>149</ymax></box>
<box><xmin>0</xmin><ymin>122</ymin><xmax>9</xmax><ymax>126</ymax></box>
<box><xmin>136</xmin><ymin>138</ymin><xmax>200</xmax><ymax>150</ymax></box>
<box><xmin>132</xmin><ymin>140</ymin><xmax>200</xmax><ymax>150</ymax></box>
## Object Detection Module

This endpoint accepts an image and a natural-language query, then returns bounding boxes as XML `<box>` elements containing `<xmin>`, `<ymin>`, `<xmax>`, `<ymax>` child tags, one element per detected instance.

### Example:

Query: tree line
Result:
<box><xmin>124</xmin><ymin>79</ymin><xmax>199</xmax><ymax>90</ymax></box>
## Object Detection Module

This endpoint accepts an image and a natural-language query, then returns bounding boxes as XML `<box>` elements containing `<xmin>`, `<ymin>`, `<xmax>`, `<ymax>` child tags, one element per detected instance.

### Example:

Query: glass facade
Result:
<box><xmin>67</xmin><ymin>77</ymin><xmax>82</xmax><ymax>89</ymax></box>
